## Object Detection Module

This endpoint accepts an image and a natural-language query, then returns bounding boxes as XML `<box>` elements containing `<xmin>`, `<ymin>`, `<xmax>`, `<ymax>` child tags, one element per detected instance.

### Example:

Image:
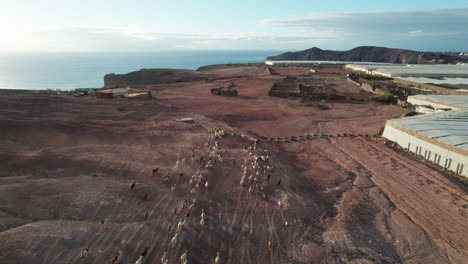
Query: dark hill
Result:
<box><xmin>267</xmin><ymin>46</ymin><xmax>468</xmax><ymax>64</ymax></box>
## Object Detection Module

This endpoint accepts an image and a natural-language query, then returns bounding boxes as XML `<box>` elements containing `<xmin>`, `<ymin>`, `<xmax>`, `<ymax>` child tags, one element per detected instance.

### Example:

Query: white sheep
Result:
<box><xmin>215</xmin><ymin>252</ymin><xmax>220</xmax><ymax>264</ymax></box>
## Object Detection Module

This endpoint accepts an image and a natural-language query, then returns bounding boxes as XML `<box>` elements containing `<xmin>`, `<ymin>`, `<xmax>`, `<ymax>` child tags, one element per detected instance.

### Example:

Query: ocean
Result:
<box><xmin>0</xmin><ymin>50</ymin><xmax>283</xmax><ymax>90</ymax></box>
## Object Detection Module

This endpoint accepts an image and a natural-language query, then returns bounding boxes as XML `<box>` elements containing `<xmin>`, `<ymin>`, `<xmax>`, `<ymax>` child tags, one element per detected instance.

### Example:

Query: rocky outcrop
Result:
<box><xmin>104</xmin><ymin>69</ymin><xmax>212</xmax><ymax>87</ymax></box>
<box><xmin>267</xmin><ymin>46</ymin><xmax>468</xmax><ymax>64</ymax></box>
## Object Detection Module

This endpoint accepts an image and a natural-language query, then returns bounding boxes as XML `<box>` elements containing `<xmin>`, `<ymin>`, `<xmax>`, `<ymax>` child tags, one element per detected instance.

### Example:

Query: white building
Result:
<box><xmin>345</xmin><ymin>64</ymin><xmax>468</xmax><ymax>77</ymax></box>
<box><xmin>382</xmin><ymin>95</ymin><xmax>468</xmax><ymax>177</ymax></box>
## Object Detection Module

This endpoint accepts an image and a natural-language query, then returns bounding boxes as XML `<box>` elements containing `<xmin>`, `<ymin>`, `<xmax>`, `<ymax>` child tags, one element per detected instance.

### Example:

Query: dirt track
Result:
<box><xmin>0</xmin><ymin>66</ymin><xmax>466</xmax><ymax>264</ymax></box>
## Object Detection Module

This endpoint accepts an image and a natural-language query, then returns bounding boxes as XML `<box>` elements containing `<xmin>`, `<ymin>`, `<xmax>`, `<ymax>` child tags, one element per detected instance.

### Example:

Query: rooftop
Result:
<box><xmin>266</xmin><ymin>60</ymin><xmax>393</xmax><ymax>65</ymax></box>
<box><xmin>348</xmin><ymin>64</ymin><xmax>468</xmax><ymax>77</ymax></box>
<box><xmin>390</xmin><ymin>109</ymin><xmax>468</xmax><ymax>150</ymax></box>
<box><xmin>409</xmin><ymin>95</ymin><xmax>468</xmax><ymax>109</ymax></box>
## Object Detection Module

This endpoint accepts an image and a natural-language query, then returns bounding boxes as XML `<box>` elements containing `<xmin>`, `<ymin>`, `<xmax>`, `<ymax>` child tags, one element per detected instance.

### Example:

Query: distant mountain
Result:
<box><xmin>267</xmin><ymin>46</ymin><xmax>468</xmax><ymax>64</ymax></box>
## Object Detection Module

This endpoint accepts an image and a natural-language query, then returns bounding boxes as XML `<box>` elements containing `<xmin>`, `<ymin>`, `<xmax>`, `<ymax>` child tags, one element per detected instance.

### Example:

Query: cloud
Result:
<box><xmin>1</xmin><ymin>8</ymin><xmax>467</xmax><ymax>52</ymax></box>
<box><xmin>0</xmin><ymin>25</ymin><xmax>319</xmax><ymax>52</ymax></box>
<box><xmin>256</xmin><ymin>8</ymin><xmax>468</xmax><ymax>51</ymax></box>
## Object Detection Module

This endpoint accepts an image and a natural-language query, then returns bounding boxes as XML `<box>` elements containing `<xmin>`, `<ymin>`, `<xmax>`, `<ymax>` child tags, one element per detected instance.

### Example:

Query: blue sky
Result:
<box><xmin>1</xmin><ymin>0</ymin><xmax>467</xmax><ymax>52</ymax></box>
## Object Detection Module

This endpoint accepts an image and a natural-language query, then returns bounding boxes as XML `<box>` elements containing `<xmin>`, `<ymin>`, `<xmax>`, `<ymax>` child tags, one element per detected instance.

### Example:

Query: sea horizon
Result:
<box><xmin>0</xmin><ymin>50</ymin><xmax>285</xmax><ymax>90</ymax></box>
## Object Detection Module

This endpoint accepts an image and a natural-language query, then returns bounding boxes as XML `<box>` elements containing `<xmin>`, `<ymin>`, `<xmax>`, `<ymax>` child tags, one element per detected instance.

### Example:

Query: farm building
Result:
<box><xmin>382</xmin><ymin>95</ymin><xmax>468</xmax><ymax>177</ymax></box>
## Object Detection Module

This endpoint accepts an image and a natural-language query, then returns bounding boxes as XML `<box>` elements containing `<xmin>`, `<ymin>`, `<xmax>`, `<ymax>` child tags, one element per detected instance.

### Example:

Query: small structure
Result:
<box><xmin>123</xmin><ymin>91</ymin><xmax>152</xmax><ymax>99</ymax></box>
<box><xmin>176</xmin><ymin>118</ymin><xmax>195</xmax><ymax>123</ymax></box>
<box><xmin>211</xmin><ymin>87</ymin><xmax>238</xmax><ymax>96</ymax></box>
<box><xmin>97</xmin><ymin>87</ymin><xmax>151</xmax><ymax>99</ymax></box>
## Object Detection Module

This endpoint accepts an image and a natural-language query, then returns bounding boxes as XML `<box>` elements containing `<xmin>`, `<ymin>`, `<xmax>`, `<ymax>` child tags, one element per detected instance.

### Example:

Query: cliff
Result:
<box><xmin>267</xmin><ymin>46</ymin><xmax>468</xmax><ymax>64</ymax></box>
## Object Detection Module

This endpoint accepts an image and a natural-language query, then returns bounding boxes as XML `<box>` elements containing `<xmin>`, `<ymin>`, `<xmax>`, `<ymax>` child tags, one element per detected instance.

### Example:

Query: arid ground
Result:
<box><xmin>0</xmin><ymin>65</ymin><xmax>466</xmax><ymax>264</ymax></box>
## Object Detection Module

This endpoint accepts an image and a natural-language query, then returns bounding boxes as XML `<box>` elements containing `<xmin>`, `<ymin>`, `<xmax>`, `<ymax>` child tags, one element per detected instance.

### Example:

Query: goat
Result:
<box><xmin>131</xmin><ymin>182</ymin><xmax>136</xmax><ymax>190</ymax></box>
<box><xmin>215</xmin><ymin>252</ymin><xmax>220</xmax><ymax>264</ymax></box>
<box><xmin>135</xmin><ymin>256</ymin><xmax>144</xmax><ymax>264</ymax></box>
<box><xmin>277</xmin><ymin>180</ymin><xmax>281</xmax><ymax>187</ymax></box>
<box><xmin>110</xmin><ymin>252</ymin><xmax>120</xmax><ymax>264</ymax></box>
<box><xmin>161</xmin><ymin>252</ymin><xmax>168</xmax><ymax>264</ymax></box>
<box><xmin>171</xmin><ymin>233</ymin><xmax>178</xmax><ymax>248</ymax></box>
<box><xmin>79</xmin><ymin>247</ymin><xmax>88</xmax><ymax>259</ymax></box>
<box><xmin>152</xmin><ymin>168</ymin><xmax>159</xmax><ymax>174</ymax></box>
<box><xmin>180</xmin><ymin>250</ymin><xmax>187</xmax><ymax>263</ymax></box>
<box><xmin>141</xmin><ymin>248</ymin><xmax>149</xmax><ymax>258</ymax></box>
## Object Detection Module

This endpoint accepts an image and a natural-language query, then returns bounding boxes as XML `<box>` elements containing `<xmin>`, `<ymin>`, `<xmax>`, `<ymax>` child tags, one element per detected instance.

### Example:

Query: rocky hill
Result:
<box><xmin>267</xmin><ymin>46</ymin><xmax>468</xmax><ymax>64</ymax></box>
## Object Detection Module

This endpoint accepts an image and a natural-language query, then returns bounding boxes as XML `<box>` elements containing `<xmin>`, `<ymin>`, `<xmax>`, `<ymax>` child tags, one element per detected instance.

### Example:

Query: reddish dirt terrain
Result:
<box><xmin>0</xmin><ymin>65</ymin><xmax>466</xmax><ymax>264</ymax></box>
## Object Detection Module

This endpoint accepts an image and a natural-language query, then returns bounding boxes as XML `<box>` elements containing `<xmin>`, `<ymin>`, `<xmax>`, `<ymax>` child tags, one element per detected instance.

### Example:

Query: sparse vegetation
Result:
<box><xmin>371</xmin><ymin>90</ymin><xmax>397</xmax><ymax>104</ymax></box>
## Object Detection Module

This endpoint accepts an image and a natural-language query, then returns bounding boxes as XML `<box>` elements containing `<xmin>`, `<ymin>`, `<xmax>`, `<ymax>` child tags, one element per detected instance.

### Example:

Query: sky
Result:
<box><xmin>0</xmin><ymin>0</ymin><xmax>467</xmax><ymax>52</ymax></box>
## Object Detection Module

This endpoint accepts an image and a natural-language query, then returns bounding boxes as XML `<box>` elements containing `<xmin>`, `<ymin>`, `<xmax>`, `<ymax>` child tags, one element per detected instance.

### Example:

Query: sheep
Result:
<box><xmin>171</xmin><ymin>184</ymin><xmax>176</xmax><ymax>192</ymax></box>
<box><xmin>284</xmin><ymin>221</ymin><xmax>289</xmax><ymax>227</ymax></box>
<box><xmin>268</xmin><ymin>240</ymin><xmax>273</xmax><ymax>249</ymax></box>
<box><xmin>204</xmin><ymin>182</ymin><xmax>209</xmax><ymax>188</ymax></box>
<box><xmin>215</xmin><ymin>252</ymin><xmax>220</xmax><ymax>264</ymax></box>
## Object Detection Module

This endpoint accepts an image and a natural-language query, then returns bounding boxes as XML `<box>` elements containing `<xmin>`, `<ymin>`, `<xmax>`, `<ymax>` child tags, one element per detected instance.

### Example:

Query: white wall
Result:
<box><xmin>383</xmin><ymin>124</ymin><xmax>467</xmax><ymax>177</ymax></box>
